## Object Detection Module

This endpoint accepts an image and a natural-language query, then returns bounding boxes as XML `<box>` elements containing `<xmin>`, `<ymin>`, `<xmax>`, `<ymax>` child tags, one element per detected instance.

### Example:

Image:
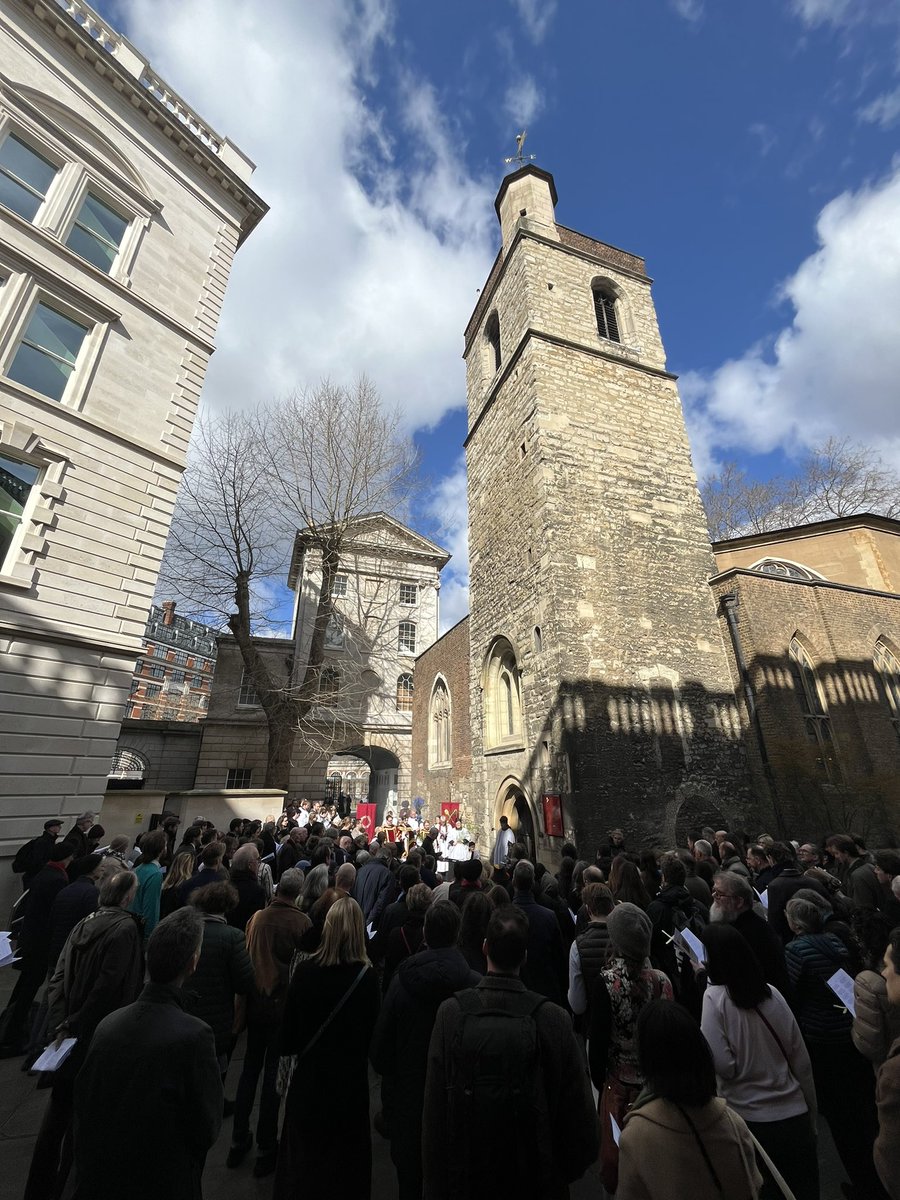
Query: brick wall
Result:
<box><xmin>411</xmin><ymin>617</ymin><xmax>472</xmax><ymax>827</ymax></box>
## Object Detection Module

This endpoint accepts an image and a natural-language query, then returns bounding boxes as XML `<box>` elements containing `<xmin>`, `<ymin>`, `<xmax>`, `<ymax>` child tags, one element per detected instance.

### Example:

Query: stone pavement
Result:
<box><xmin>0</xmin><ymin>971</ymin><xmax>847</xmax><ymax>1199</ymax></box>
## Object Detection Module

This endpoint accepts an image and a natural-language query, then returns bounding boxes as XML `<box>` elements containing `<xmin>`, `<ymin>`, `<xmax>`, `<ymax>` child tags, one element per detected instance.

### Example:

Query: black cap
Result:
<box><xmin>44</xmin><ymin>819</ymin><xmax>63</xmax><ymax>831</ymax></box>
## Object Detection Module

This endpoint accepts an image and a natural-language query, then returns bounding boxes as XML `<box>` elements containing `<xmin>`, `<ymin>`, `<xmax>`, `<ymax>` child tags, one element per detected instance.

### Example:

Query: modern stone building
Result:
<box><xmin>195</xmin><ymin>513</ymin><xmax>449</xmax><ymax>813</ymax></box>
<box><xmin>0</xmin><ymin>0</ymin><xmax>265</xmax><ymax>904</ymax></box>
<box><xmin>125</xmin><ymin>600</ymin><xmax>217</xmax><ymax>723</ymax></box>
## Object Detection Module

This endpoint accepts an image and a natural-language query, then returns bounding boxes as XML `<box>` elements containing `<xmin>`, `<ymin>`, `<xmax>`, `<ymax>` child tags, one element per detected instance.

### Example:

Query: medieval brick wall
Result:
<box><xmin>410</xmin><ymin>617</ymin><xmax>472</xmax><ymax>826</ymax></box>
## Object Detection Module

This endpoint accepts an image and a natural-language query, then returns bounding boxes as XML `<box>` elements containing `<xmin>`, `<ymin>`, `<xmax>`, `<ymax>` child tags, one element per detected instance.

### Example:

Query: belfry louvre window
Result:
<box><xmin>593</xmin><ymin>287</ymin><xmax>620</xmax><ymax>343</ymax></box>
<box><xmin>66</xmin><ymin>193</ymin><xmax>128</xmax><ymax>273</ymax></box>
<box><xmin>8</xmin><ymin>302</ymin><xmax>89</xmax><ymax>401</ymax></box>
<box><xmin>485</xmin><ymin>312</ymin><xmax>501</xmax><ymax>374</ymax></box>
<box><xmin>0</xmin><ymin>134</ymin><xmax>57</xmax><ymax>221</ymax></box>
<box><xmin>789</xmin><ymin>638</ymin><xmax>840</xmax><ymax>782</ymax></box>
<box><xmin>0</xmin><ymin>452</ymin><xmax>39</xmax><ymax>572</ymax></box>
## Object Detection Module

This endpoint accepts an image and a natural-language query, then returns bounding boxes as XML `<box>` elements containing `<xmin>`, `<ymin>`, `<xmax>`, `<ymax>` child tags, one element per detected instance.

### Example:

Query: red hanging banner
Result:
<box><xmin>542</xmin><ymin>794</ymin><xmax>563</xmax><ymax>838</ymax></box>
<box><xmin>356</xmin><ymin>803</ymin><xmax>377</xmax><ymax>835</ymax></box>
<box><xmin>440</xmin><ymin>801</ymin><xmax>460</xmax><ymax>823</ymax></box>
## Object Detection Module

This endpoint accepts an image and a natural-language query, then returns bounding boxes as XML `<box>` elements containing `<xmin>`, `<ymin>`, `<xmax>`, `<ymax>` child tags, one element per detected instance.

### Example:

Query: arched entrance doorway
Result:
<box><xmin>674</xmin><ymin>793</ymin><xmax>729</xmax><ymax>847</ymax></box>
<box><xmin>329</xmin><ymin>744</ymin><xmax>400</xmax><ymax>824</ymax></box>
<box><xmin>495</xmin><ymin>778</ymin><xmax>536</xmax><ymax>861</ymax></box>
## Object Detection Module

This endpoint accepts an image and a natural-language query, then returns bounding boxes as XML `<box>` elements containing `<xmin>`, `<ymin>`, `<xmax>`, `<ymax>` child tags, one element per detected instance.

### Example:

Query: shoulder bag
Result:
<box><xmin>276</xmin><ymin>963</ymin><xmax>368</xmax><ymax>1097</ymax></box>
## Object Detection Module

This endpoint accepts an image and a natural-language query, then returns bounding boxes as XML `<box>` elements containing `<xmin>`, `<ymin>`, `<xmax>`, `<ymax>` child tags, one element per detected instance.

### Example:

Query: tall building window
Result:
<box><xmin>399</xmin><ymin>582</ymin><xmax>417</xmax><ymax>605</ymax></box>
<box><xmin>485</xmin><ymin>311</ymin><xmax>501</xmax><ymax>374</ymax></box>
<box><xmin>484</xmin><ymin>637</ymin><xmax>523</xmax><ymax>749</ymax></box>
<box><xmin>0</xmin><ymin>452</ymin><xmax>39</xmax><ymax>572</ymax></box>
<box><xmin>396</xmin><ymin>672</ymin><xmax>414</xmax><ymax>712</ymax></box>
<box><xmin>7</xmin><ymin>302</ymin><xmax>89</xmax><ymax>401</ymax></box>
<box><xmin>789</xmin><ymin>637</ymin><xmax>840</xmax><ymax>781</ymax></box>
<box><xmin>593</xmin><ymin>285</ymin><xmax>620</xmax><ymax>343</ymax></box>
<box><xmin>332</xmin><ymin>573</ymin><xmax>348</xmax><ymax>597</ymax></box>
<box><xmin>66</xmin><ymin>192</ymin><xmax>129</xmax><ymax>272</ymax></box>
<box><xmin>145</xmin><ymin>683</ymin><xmax>162</xmax><ymax>700</ymax></box>
<box><xmin>148</xmin><ymin>663</ymin><xmax>165</xmax><ymax>679</ymax></box>
<box><xmin>238</xmin><ymin>669</ymin><xmax>259</xmax><ymax>706</ymax></box>
<box><xmin>0</xmin><ymin>133</ymin><xmax>57</xmax><ymax>221</ymax></box>
<box><xmin>429</xmin><ymin>678</ymin><xmax>452</xmax><ymax>767</ymax></box>
<box><xmin>325</xmin><ymin>613</ymin><xmax>344</xmax><ymax>650</ymax></box>
<box><xmin>874</xmin><ymin>640</ymin><xmax>900</xmax><ymax>743</ymax></box>
<box><xmin>398</xmin><ymin>621</ymin><xmax>417</xmax><ymax>654</ymax></box>
<box><xmin>226</xmin><ymin>767</ymin><xmax>252</xmax><ymax>789</ymax></box>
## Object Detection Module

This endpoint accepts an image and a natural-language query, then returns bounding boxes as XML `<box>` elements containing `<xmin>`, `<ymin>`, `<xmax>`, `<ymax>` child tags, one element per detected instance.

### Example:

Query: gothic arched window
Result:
<box><xmin>789</xmin><ymin>637</ymin><xmax>840</xmax><ymax>781</ymax></box>
<box><xmin>396</xmin><ymin>672</ymin><xmax>414</xmax><ymax>712</ymax></box>
<box><xmin>430</xmin><ymin>678</ymin><xmax>452</xmax><ymax>767</ymax></box>
<box><xmin>874</xmin><ymin>640</ymin><xmax>900</xmax><ymax>743</ymax></box>
<box><xmin>485</xmin><ymin>311</ymin><xmax>501</xmax><ymax>374</ymax></box>
<box><xmin>484</xmin><ymin>637</ymin><xmax>524</xmax><ymax>749</ymax></box>
<box><xmin>593</xmin><ymin>284</ymin><xmax>620</xmax><ymax>343</ymax></box>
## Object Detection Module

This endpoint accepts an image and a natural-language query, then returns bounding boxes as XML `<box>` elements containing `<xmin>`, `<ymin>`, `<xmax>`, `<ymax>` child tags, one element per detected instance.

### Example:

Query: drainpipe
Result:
<box><xmin>720</xmin><ymin>592</ymin><xmax>785</xmax><ymax>837</ymax></box>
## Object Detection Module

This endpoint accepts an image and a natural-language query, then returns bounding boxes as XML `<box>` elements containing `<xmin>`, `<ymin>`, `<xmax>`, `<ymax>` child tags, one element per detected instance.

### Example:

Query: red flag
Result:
<box><xmin>440</xmin><ymin>801</ymin><xmax>460</xmax><ymax>823</ymax></box>
<box><xmin>356</xmin><ymin>803</ymin><xmax>376</xmax><ymax>835</ymax></box>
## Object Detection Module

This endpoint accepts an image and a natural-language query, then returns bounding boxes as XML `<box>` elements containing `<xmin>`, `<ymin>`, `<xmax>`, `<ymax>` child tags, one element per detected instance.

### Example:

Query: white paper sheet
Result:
<box><xmin>366</xmin><ymin>922</ymin><xmax>375</xmax><ymax>941</ymax></box>
<box><xmin>826</xmin><ymin>968</ymin><xmax>856</xmax><ymax>1017</ymax></box>
<box><xmin>756</xmin><ymin>889</ymin><xmax>769</xmax><ymax>909</ymax></box>
<box><xmin>32</xmin><ymin>1038</ymin><xmax>77</xmax><ymax>1072</ymax></box>
<box><xmin>678</xmin><ymin>927</ymin><xmax>707</xmax><ymax>963</ymax></box>
<box><xmin>609</xmin><ymin>1113</ymin><xmax>621</xmax><ymax>1146</ymax></box>
<box><xmin>0</xmin><ymin>932</ymin><xmax>18</xmax><ymax>967</ymax></box>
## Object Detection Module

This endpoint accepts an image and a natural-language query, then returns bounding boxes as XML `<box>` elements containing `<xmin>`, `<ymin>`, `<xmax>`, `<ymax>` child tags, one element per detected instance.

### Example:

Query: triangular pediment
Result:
<box><xmin>340</xmin><ymin>513</ymin><xmax>450</xmax><ymax>563</ymax></box>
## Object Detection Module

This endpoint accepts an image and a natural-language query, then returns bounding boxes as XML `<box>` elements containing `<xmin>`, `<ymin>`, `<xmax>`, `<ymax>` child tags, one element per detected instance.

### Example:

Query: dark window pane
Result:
<box><xmin>66</xmin><ymin>223</ymin><xmax>117</xmax><ymax>271</ymax></box>
<box><xmin>0</xmin><ymin>171</ymin><xmax>40</xmax><ymax>221</ymax></box>
<box><xmin>27</xmin><ymin>304</ymin><xmax>88</xmax><ymax>363</ymax></box>
<box><xmin>77</xmin><ymin>193</ymin><xmax>127</xmax><ymax>246</ymax></box>
<box><xmin>0</xmin><ymin>136</ymin><xmax>56</xmax><ymax>194</ymax></box>
<box><xmin>7</xmin><ymin>342</ymin><xmax>73</xmax><ymax>400</ymax></box>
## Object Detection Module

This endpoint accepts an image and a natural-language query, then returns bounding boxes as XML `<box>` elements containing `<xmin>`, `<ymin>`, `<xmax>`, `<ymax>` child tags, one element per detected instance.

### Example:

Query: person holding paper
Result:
<box><xmin>784</xmin><ymin>897</ymin><xmax>889</xmax><ymax>1199</ymax></box>
<box><xmin>700</xmin><ymin>923</ymin><xmax>819</xmax><ymax>1200</ymax></box>
<box><xmin>617</xmin><ymin>1000</ymin><xmax>763</xmax><ymax>1200</ymax></box>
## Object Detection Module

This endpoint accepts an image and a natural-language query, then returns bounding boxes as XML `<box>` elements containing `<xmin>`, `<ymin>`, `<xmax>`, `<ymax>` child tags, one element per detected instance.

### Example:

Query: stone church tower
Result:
<box><xmin>464</xmin><ymin>165</ymin><xmax>750</xmax><ymax>854</ymax></box>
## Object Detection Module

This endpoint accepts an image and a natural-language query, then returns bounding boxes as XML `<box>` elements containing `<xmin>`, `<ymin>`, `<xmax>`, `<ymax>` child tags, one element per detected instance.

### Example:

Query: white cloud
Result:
<box><xmin>509</xmin><ymin>0</ymin><xmax>557</xmax><ymax>44</ymax></box>
<box><xmin>683</xmin><ymin>165</ymin><xmax>900</xmax><ymax>472</ymax></box>
<box><xmin>748</xmin><ymin>122</ymin><xmax>778</xmax><ymax>157</ymax></box>
<box><xmin>117</xmin><ymin>0</ymin><xmax>497</xmax><ymax>434</ymax></box>
<box><xmin>670</xmin><ymin>0</ymin><xmax>704</xmax><ymax>22</ymax></box>
<box><xmin>860</xmin><ymin>87</ymin><xmax>900</xmax><ymax>128</ymax></box>
<box><xmin>425</xmin><ymin>457</ymin><xmax>470</xmax><ymax>631</ymax></box>
<box><xmin>503</xmin><ymin>75</ymin><xmax>543</xmax><ymax>127</ymax></box>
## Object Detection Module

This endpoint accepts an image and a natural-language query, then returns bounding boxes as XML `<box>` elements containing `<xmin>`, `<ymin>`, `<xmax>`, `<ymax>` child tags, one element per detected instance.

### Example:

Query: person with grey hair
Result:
<box><xmin>71</xmin><ymin>909</ymin><xmax>222</xmax><ymax>1200</ymax></box>
<box><xmin>512</xmin><ymin>860</ymin><xmax>567</xmax><ymax>1005</ymax></box>
<box><xmin>60</xmin><ymin>812</ymin><xmax>95</xmax><ymax>861</ymax></box>
<box><xmin>228</xmin><ymin>841</ymin><xmax>266</xmax><ymax>932</ymax></box>
<box><xmin>692</xmin><ymin>838</ymin><xmax>717</xmax><ymax>887</ymax></box>
<box><xmin>23</xmin><ymin>870</ymin><xmax>144</xmax><ymax>1200</ymax></box>
<box><xmin>710</xmin><ymin>870</ymin><xmax>789</xmax><ymax>995</ymax></box>
<box><xmin>352</xmin><ymin>844</ymin><xmax>392</xmax><ymax>923</ymax></box>
<box><xmin>785</xmin><ymin>896</ymin><xmax>887</xmax><ymax>1198</ymax></box>
<box><xmin>101</xmin><ymin>833</ymin><xmax>132</xmax><ymax>866</ymax></box>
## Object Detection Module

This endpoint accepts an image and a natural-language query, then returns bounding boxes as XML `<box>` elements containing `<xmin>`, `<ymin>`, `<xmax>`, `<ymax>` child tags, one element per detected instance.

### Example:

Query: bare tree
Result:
<box><xmin>701</xmin><ymin>437</ymin><xmax>900</xmax><ymax>540</ymax></box>
<box><xmin>160</xmin><ymin>377</ymin><xmax>419</xmax><ymax>788</ymax></box>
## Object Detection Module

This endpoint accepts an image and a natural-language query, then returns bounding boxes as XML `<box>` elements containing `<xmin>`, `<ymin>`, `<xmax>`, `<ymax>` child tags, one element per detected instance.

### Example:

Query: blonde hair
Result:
<box><xmin>162</xmin><ymin>852</ymin><xmax>195</xmax><ymax>891</ymax></box>
<box><xmin>314</xmin><ymin>896</ymin><xmax>370</xmax><ymax>968</ymax></box>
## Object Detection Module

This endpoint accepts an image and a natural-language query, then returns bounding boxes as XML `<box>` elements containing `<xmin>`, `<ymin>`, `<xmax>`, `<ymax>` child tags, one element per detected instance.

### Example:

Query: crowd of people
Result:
<box><xmin>3</xmin><ymin>806</ymin><xmax>900</xmax><ymax>1200</ymax></box>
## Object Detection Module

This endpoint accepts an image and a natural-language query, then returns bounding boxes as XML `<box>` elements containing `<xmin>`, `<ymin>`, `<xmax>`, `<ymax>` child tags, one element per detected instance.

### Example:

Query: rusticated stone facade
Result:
<box><xmin>463</xmin><ymin>166</ymin><xmax>752</xmax><ymax>858</ymax></box>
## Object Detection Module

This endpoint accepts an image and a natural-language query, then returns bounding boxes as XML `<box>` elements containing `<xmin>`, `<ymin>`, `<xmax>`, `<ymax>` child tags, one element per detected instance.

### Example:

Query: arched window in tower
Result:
<box><xmin>593</xmin><ymin>284</ymin><xmax>620</xmax><ymax>343</ymax></box>
<box><xmin>396</xmin><ymin>672</ymin><xmax>414</xmax><ymax>712</ymax></box>
<box><xmin>485</xmin><ymin>311</ymin><xmax>501</xmax><ymax>374</ymax></box>
<box><xmin>874</xmin><ymin>639</ymin><xmax>900</xmax><ymax>743</ymax></box>
<box><xmin>789</xmin><ymin>637</ymin><xmax>840</xmax><ymax>781</ymax></box>
<box><xmin>429</xmin><ymin>678</ymin><xmax>452</xmax><ymax>767</ymax></box>
<box><xmin>483</xmin><ymin>637</ymin><xmax>524</xmax><ymax>749</ymax></box>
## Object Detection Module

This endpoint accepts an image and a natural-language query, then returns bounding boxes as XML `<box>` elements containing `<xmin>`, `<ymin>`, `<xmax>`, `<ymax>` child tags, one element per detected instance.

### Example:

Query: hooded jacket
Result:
<box><xmin>853</xmin><ymin>970</ymin><xmax>900</xmax><ymax>1066</ymax></box>
<box><xmin>647</xmin><ymin>884</ymin><xmax>698</xmax><ymax>979</ymax></box>
<box><xmin>371</xmin><ymin>946</ymin><xmax>480</xmax><ymax>1138</ymax></box>
<box><xmin>617</xmin><ymin>1095</ymin><xmax>762</xmax><ymax>1200</ymax></box>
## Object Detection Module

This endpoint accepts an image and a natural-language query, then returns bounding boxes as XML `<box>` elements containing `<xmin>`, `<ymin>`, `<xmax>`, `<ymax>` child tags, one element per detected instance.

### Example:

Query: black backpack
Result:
<box><xmin>447</xmin><ymin>989</ymin><xmax>551</xmax><ymax>1195</ymax></box>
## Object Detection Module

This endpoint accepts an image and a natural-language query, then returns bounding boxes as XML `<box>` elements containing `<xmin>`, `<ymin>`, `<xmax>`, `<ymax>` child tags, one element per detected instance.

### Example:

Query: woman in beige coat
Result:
<box><xmin>852</xmin><ymin>910</ymin><xmax>900</xmax><ymax>1068</ymax></box>
<box><xmin>618</xmin><ymin>1000</ymin><xmax>762</xmax><ymax>1200</ymax></box>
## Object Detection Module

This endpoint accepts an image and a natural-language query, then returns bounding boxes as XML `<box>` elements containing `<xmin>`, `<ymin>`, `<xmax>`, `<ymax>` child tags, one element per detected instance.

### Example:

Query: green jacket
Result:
<box><xmin>131</xmin><ymin>861</ymin><xmax>164</xmax><ymax>938</ymax></box>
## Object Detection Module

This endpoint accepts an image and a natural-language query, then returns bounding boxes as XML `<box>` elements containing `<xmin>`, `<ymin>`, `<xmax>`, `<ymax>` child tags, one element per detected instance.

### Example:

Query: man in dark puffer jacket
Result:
<box><xmin>371</xmin><ymin>902</ymin><xmax>480</xmax><ymax>1200</ymax></box>
<box><xmin>568</xmin><ymin>883</ymin><xmax>615</xmax><ymax>1017</ymax></box>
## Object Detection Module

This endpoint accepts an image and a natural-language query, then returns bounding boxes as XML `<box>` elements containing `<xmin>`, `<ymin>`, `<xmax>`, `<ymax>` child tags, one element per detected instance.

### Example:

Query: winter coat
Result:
<box><xmin>720</xmin><ymin>855</ymin><xmax>751</xmax><ymax>879</ymax></box>
<box><xmin>73</xmin><ymin>982</ymin><xmax>222</xmax><ymax>1200</ymax></box>
<box><xmin>732</xmin><ymin>909</ymin><xmax>791</xmax><ymax>997</ymax></box>
<box><xmin>12</xmin><ymin>831</ymin><xmax>58</xmax><ymax>889</ymax></box>
<box><xmin>513</xmin><ymin>890</ymin><xmax>568</xmax><ymax>1006</ymax></box>
<box><xmin>785</xmin><ymin>931</ymin><xmax>852</xmax><ymax>1041</ymax></box>
<box><xmin>244</xmin><ymin>898</ymin><xmax>311</xmax><ymax>1024</ymax></box>
<box><xmin>852</xmin><ymin>969</ymin><xmax>900</xmax><ymax>1066</ymax></box>
<box><xmin>351</xmin><ymin>859</ymin><xmax>392</xmax><ymax>922</ymax></box>
<box><xmin>843</xmin><ymin>858</ymin><xmax>883</xmax><ymax>910</ymax></box>
<box><xmin>46</xmin><ymin>906</ymin><xmax>144</xmax><ymax>1080</ymax></box>
<box><xmin>19</xmin><ymin>862</ymin><xmax>69</xmax><ymax>966</ymax></box>
<box><xmin>875</xmin><ymin>1037</ymin><xmax>900</xmax><ymax>1199</ymax></box>
<box><xmin>131</xmin><ymin>860</ymin><xmax>163</xmax><ymax>938</ymax></box>
<box><xmin>189</xmin><ymin>914</ymin><xmax>255</xmax><ymax>1053</ymax></box>
<box><xmin>226</xmin><ymin>867</ymin><xmax>266</xmax><ymax>932</ymax></box>
<box><xmin>647</xmin><ymin>883</ymin><xmax>699</xmax><ymax>981</ymax></box>
<box><xmin>618</xmin><ymin>1096</ymin><xmax>762</xmax><ymax>1200</ymax></box>
<box><xmin>766</xmin><ymin>868</ymin><xmax>829</xmax><ymax>943</ymax></box>
<box><xmin>576</xmin><ymin>920</ymin><xmax>614</xmax><ymax>1003</ymax></box>
<box><xmin>423</xmin><ymin>973</ymin><xmax>600</xmax><ymax>1200</ymax></box>
<box><xmin>47</xmin><ymin>875</ymin><xmax>99</xmax><ymax>974</ymax></box>
<box><xmin>371</xmin><ymin>946</ymin><xmax>480</xmax><ymax>1139</ymax></box>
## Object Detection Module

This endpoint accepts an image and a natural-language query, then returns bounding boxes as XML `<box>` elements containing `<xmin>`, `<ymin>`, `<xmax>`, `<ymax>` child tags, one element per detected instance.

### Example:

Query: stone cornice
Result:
<box><xmin>464</xmin><ymin>327</ymin><xmax>678</xmax><ymax>449</ymax></box>
<box><xmin>0</xmin><ymin>617</ymin><xmax>140</xmax><ymax>655</ymax></box>
<box><xmin>709</xmin><ymin>567</ymin><xmax>900</xmax><ymax>604</ymax></box>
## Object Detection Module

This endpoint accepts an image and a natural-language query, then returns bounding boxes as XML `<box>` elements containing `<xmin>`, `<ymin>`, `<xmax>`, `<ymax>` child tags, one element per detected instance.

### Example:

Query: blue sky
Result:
<box><xmin>104</xmin><ymin>0</ymin><xmax>900</xmax><ymax>632</ymax></box>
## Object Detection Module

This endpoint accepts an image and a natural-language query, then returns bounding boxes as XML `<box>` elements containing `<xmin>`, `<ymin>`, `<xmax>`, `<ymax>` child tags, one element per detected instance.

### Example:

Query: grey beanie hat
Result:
<box><xmin>607</xmin><ymin>902</ymin><xmax>652</xmax><ymax>961</ymax></box>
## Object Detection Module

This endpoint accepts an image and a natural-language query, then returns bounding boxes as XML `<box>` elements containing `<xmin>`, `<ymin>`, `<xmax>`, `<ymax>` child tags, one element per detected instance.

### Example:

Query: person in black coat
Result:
<box><xmin>226</xmin><ymin>843</ymin><xmax>266</xmax><ymax>932</ymax></box>
<box><xmin>0</xmin><ymin>846</ymin><xmax>74</xmax><ymax>1055</ymax></box>
<box><xmin>371</xmin><ymin>865</ymin><xmax>421</xmax><ymax>960</ymax></box>
<box><xmin>371</xmin><ymin>902</ymin><xmax>479</xmax><ymax>1200</ymax></box>
<box><xmin>710</xmin><ymin>870</ymin><xmax>790</xmax><ymax>997</ymax></box>
<box><xmin>71</xmin><ymin>908</ymin><xmax>222</xmax><ymax>1200</ymax></box>
<box><xmin>351</xmin><ymin>852</ymin><xmax>392</xmax><ymax>924</ymax></box>
<box><xmin>511</xmin><ymin>860</ymin><xmax>567</xmax><ymax>1006</ymax></box>
<box><xmin>46</xmin><ymin>856</ymin><xmax>104</xmax><ymax>972</ymax></box>
<box><xmin>59</xmin><ymin>813</ymin><xmax>94</xmax><ymax>862</ymax></box>
<box><xmin>12</xmin><ymin>820</ymin><xmax>62</xmax><ymax>890</ymax></box>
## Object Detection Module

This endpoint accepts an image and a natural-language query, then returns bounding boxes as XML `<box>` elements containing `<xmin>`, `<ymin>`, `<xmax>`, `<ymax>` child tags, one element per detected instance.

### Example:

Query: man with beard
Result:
<box><xmin>710</xmin><ymin>871</ymin><xmax>790</xmax><ymax>997</ymax></box>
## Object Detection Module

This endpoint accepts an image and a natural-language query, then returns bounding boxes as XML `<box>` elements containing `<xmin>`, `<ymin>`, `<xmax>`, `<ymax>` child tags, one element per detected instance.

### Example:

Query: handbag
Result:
<box><xmin>276</xmin><ymin>963</ymin><xmax>368</xmax><ymax>1097</ymax></box>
